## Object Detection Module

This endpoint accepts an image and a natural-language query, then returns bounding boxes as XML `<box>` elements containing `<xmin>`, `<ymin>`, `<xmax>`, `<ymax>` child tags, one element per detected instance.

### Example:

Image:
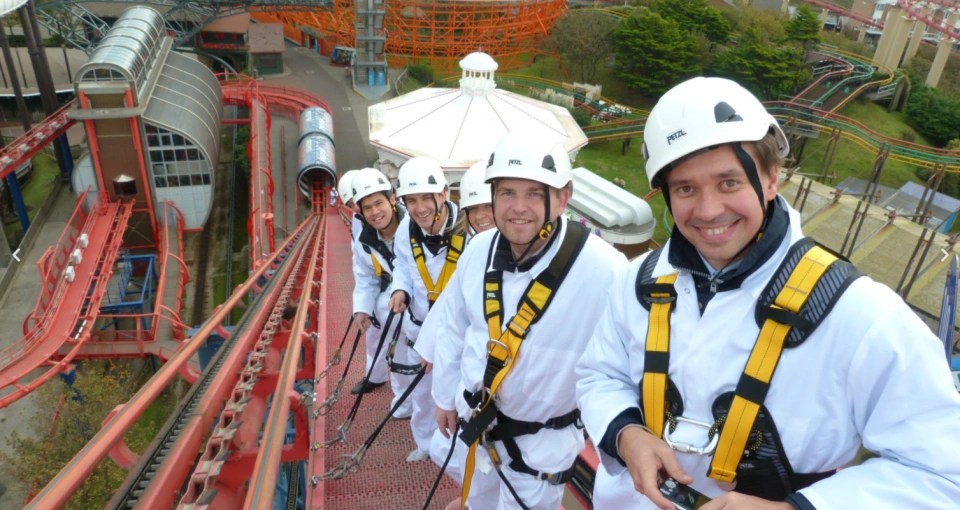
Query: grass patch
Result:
<box><xmin>2</xmin><ymin>152</ymin><xmax>61</xmax><ymax>246</ymax></box>
<box><xmin>837</xmin><ymin>99</ymin><xmax>930</xmax><ymax>144</ymax></box>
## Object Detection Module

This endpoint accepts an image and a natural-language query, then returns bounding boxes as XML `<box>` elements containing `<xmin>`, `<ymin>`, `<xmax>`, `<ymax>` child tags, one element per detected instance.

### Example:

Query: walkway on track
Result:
<box><xmin>319</xmin><ymin>213</ymin><xmax>459</xmax><ymax>509</ymax></box>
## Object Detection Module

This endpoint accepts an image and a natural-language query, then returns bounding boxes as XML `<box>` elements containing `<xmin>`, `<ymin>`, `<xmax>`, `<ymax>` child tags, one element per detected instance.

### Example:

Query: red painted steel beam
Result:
<box><xmin>0</xmin><ymin>101</ymin><xmax>75</xmax><ymax>181</ymax></box>
<box><xmin>306</xmin><ymin>206</ymin><xmax>333</xmax><ymax>508</ymax></box>
<box><xmin>798</xmin><ymin>0</ymin><xmax>884</xmax><ymax>29</ymax></box>
<box><xmin>0</xmin><ymin>201</ymin><xmax>132</xmax><ymax>408</ymax></box>
<box><xmin>24</xmin><ymin>218</ymin><xmax>316</xmax><ymax>509</ymax></box>
<box><xmin>244</xmin><ymin>213</ymin><xmax>326</xmax><ymax>509</ymax></box>
<box><xmin>138</xmin><ymin>219</ymin><xmax>320</xmax><ymax>510</ymax></box>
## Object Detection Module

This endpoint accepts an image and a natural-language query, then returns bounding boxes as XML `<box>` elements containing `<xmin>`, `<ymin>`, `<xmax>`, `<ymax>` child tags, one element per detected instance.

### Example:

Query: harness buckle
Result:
<box><xmin>486</xmin><ymin>339</ymin><xmax>511</xmax><ymax>362</ymax></box>
<box><xmin>663</xmin><ymin>415</ymin><xmax>719</xmax><ymax>455</ymax></box>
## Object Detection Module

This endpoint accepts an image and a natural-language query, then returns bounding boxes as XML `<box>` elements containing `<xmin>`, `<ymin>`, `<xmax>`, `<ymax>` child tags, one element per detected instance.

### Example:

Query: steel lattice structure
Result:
<box><xmin>252</xmin><ymin>0</ymin><xmax>566</xmax><ymax>72</ymax></box>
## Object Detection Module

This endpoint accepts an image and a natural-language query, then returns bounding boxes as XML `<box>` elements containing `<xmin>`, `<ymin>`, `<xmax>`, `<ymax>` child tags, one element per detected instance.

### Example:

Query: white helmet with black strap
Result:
<box><xmin>351</xmin><ymin>167</ymin><xmax>393</xmax><ymax>204</ymax></box>
<box><xmin>396</xmin><ymin>155</ymin><xmax>448</xmax><ymax>226</ymax></box>
<box><xmin>642</xmin><ymin>76</ymin><xmax>789</xmax><ymax>215</ymax></box>
<box><xmin>459</xmin><ymin>160</ymin><xmax>493</xmax><ymax>210</ymax></box>
<box><xmin>337</xmin><ymin>169</ymin><xmax>362</xmax><ymax>205</ymax></box>
<box><xmin>485</xmin><ymin>134</ymin><xmax>572</xmax><ymax>245</ymax></box>
<box><xmin>396</xmin><ymin>156</ymin><xmax>447</xmax><ymax>197</ymax></box>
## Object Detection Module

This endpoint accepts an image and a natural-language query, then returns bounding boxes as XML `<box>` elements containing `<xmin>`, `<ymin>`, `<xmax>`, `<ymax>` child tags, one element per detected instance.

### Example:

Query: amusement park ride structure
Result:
<box><xmin>0</xmin><ymin>1</ymin><xmax>958</xmax><ymax>508</ymax></box>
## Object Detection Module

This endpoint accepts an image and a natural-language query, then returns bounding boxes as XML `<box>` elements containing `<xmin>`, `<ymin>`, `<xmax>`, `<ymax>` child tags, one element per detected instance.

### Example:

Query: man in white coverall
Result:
<box><xmin>430</xmin><ymin>134</ymin><xmax>627</xmax><ymax>509</ymax></box>
<box><xmin>415</xmin><ymin>160</ymin><xmax>497</xmax><ymax>494</ymax></box>
<box><xmin>349</xmin><ymin>168</ymin><xmax>413</xmax><ymax>414</ymax></box>
<box><xmin>388</xmin><ymin>156</ymin><xmax>460</xmax><ymax>462</ymax></box>
<box><xmin>576</xmin><ymin>77</ymin><xmax>960</xmax><ymax>510</ymax></box>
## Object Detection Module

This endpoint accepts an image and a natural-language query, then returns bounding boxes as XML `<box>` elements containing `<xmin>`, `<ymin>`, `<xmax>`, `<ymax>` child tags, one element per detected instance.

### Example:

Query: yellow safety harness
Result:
<box><xmin>639</xmin><ymin>238</ymin><xmax>858</xmax><ymax>484</ymax></box>
<box><xmin>409</xmin><ymin>228</ymin><xmax>465</xmax><ymax>307</ymax></box>
<box><xmin>370</xmin><ymin>251</ymin><xmax>383</xmax><ymax>277</ymax></box>
<box><xmin>459</xmin><ymin>222</ymin><xmax>589</xmax><ymax>509</ymax></box>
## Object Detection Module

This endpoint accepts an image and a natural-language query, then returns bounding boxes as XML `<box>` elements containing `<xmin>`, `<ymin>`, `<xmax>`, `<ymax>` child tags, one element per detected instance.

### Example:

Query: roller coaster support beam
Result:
<box><xmin>25</xmin><ymin>218</ymin><xmax>316</xmax><ymax>510</ymax></box>
<box><xmin>19</xmin><ymin>3</ymin><xmax>72</xmax><ymax>182</ymax></box>
<box><xmin>927</xmin><ymin>12</ymin><xmax>959</xmax><ymax>88</ymax></box>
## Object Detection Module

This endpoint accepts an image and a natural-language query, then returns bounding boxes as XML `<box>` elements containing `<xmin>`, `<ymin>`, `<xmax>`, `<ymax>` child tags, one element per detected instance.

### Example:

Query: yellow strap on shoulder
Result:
<box><xmin>370</xmin><ymin>251</ymin><xmax>382</xmax><ymax>277</ymax></box>
<box><xmin>641</xmin><ymin>273</ymin><xmax>678</xmax><ymax>439</ymax></box>
<box><xmin>411</xmin><ymin>233</ymin><xmax>466</xmax><ymax>305</ymax></box>
<box><xmin>708</xmin><ymin>246</ymin><xmax>837</xmax><ymax>483</ymax></box>
<box><xmin>462</xmin><ymin>280</ymin><xmax>555</xmax><ymax>509</ymax></box>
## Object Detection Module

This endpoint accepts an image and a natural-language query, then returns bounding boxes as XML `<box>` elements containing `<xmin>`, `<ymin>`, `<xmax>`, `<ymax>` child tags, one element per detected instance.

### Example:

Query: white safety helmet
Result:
<box><xmin>351</xmin><ymin>168</ymin><xmax>393</xmax><ymax>204</ymax></box>
<box><xmin>642</xmin><ymin>77</ymin><xmax>789</xmax><ymax>187</ymax></box>
<box><xmin>396</xmin><ymin>156</ymin><xmax>447</xmax><ymax>197</ymax></box>
<box><xmin>459</xmin><ymin>161</ymin><xmax>493</xmax><ymax>210</ymax></box>
<box><xmin>337</xmin><ymin>169</ymin><xmax>361</xmax><ymax>204</ymax></box>
<box><xmin>485</xmin><ymin>134</ymin><xmax>572</xmax><ymax>189</ymax></box>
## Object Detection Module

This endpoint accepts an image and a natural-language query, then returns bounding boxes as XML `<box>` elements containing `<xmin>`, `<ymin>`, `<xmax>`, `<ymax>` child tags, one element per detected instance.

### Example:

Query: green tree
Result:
<box><xmin>708</xmin><ymin>28</ymin><xmax>808</xmax><ymax>100</ymax></box>
<box><xmin>785</xmin><ymin>5</ymin><xmax>823</xmax><ymax>54</ymax></box>
<box><xmin>612</xmin><ymin>9</ymin><xmax>701</xmax><ymax>97</ymax></box>
<box><xmin>545</xmin><ymin>11</ymin><xmax>619</xmax><ymax>83</ymax></box>
<box><xmin>1</xmin><ymin>365</ymin><xmax>135</xmax><ymax>508</ymax></box>
<box><xmin>905</xmin><ymin>86</ymin><xmax>960</xmax><ymax>147</ymax></box>
<box><xmin>724</xmin><ymin>4</ymin><xmax>788</xmax><ymax>42</ymax></box>
<box><xmin>654</xmin><ymin>0</ymin><xmax>731</xmax><ymax>44</ymax></box>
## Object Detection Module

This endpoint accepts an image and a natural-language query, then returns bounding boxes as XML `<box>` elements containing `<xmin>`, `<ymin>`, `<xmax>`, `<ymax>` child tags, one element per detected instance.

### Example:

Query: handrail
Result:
<box><xmin>25</xmin><ymin>216</ymin><xmax>318</xmax><ymax>509</ymax></box>
<box><xmin>245</xmin><ymin>212</ymin><xmax>326</xmax><ymax>509</ymax></box>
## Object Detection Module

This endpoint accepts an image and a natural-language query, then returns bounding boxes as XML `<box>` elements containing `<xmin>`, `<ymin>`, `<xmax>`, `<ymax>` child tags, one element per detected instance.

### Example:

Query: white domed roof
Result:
<box><xmin>459</xmin><ymin>52</ymin><xmax>498</xmax><ymax>73</ymax></box>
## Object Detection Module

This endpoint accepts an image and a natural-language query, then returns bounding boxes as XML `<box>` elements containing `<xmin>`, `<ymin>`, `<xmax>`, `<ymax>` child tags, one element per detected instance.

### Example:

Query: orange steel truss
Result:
<box><xmin>252</xmin><ymin>0</ymin><xmax>566</xmax><ymax>72</ymax></box>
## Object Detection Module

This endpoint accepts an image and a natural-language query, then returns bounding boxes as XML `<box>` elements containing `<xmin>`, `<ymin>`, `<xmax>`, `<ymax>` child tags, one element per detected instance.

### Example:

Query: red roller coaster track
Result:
<box><xmin>801</xmin><ymin>0</ymin><xmax>960</xmax><ymax>39</ymax></box>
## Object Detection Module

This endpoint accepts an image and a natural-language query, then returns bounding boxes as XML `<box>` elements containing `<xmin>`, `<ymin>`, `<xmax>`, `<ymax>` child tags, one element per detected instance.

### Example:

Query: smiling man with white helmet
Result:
<box><xmin>387</xmin><ymin>155</ymin><xmax>464</xmax><ymax>462</ymax></box>
<box><xmin>428</xmin><ymin>134</ymin><xmax>626</xmax><ymax>509</ymax></box>
<box><xmin>576</xmin><ymin>77</ymin><xmax>960</xmax><ymax>510</ymax></box>
<box><xmin>347</xmin><ymin>168</ymin><xmax>419</xmax><ymax>416</ymax></box>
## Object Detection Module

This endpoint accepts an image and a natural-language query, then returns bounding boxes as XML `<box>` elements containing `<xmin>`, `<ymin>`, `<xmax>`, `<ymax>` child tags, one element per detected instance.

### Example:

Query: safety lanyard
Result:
<box><xmin>371</xmin><ymin>251</ymin><xmax>383</xmax><ymax>277</ymax></box>
<box><xmin>460</xmin><ymin>223</ymin><xmax>587</xmax><ymax>509</ymax></box>
<box><xmin>410</xmin><ymin>228</ymin><xmax>465</xmax><ymax>306</ymax></box>
<box><xmin>640</xmin><ymin>244</ymin><xmax>840</xmax><ymax>484</ymax></box>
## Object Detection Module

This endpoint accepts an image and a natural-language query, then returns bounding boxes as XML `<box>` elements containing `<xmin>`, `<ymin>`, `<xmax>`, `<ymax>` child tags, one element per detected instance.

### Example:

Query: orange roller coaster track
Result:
<box><xmin>252</xmin><ymin>0</ymin><xmax>567</xmax><ymax>72</ymax></box>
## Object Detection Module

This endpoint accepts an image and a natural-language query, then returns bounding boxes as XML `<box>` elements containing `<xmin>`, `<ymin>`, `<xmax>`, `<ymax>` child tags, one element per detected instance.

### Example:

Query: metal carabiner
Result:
<box><xmin>663</xmin><ymin>415</ymin><xmax>719</xmax><ymax>455</ymax></box>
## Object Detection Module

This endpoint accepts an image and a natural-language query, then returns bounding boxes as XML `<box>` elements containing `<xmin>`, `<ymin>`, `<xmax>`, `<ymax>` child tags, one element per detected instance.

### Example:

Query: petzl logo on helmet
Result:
<box><xmin>508</xmin><ymin>159</ymin><xmax>522</xmax><ymax>166</ymax></box>
<box><xmin>666</xmin><ymin>129</ymin><xmax>687</xmax><ymax>145</ymax></box>
<box><xmin>428</xmin><ymin>176</ymin><xmax>437</xmax><ymax>185</ymax></box>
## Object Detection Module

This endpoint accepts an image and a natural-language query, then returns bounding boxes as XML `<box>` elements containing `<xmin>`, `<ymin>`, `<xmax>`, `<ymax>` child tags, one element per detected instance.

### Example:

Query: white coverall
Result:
<box><xmin>432</xmin><ymin>218</ymin><xmax>627</xmax><ymax>509</ymax></box>
<box><xmin>576</xmin><ymin>199</ymin><xmax>960</xmax><ymax>509</ymax></box>
<box><xmin>351</xmin><ymin>217</ymin><xmax>412</xmax><ymax>415</ymax></box>
<box><xmin>390</xmin><ymin>201</ymin><xmax>459</xmax><ymax>455</ymax></box>
<box><xmin>414</xmin><ymin>229</ymin><xmax>479</xmax><ymax>487</ymax></box>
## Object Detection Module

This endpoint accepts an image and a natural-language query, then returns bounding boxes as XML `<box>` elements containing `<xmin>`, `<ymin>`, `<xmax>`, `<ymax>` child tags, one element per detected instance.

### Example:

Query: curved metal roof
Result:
<box><xmin>143</xmin><ymin>52</ymin><xmax>222</xmax><ymax>170</ymax></box>
<box><xmin>76</xmin><ymin>6</ymin><xmax>164</xmax><ymax>86</ymax></box>
<box><xmin>0</xmin><ymin>0</ymin><xmax>26</xmax><ymax>17</ymax></box>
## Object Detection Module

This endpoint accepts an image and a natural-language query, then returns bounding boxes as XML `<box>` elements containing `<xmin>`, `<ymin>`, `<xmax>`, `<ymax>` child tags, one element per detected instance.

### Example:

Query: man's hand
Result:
<box><xmin>419</xmin><ymin>359</ymin><xmax>433</xmax><ymax>374</ymax></box>
<box><xmin>619</xmin><ymin>425</ymin><xmax>693</xmax><ymax>510</ymax></box>
<box><xmin>436</xmin><ymin>408</ymin><xmax>458</xmax><ymax>438</ymax></box>
<box><xmin>700</xmin><ymin>492</ymin><xmax>794</xmax><ymax>510</ymax></box>
<box><xmin>389</xmin><ymin>290</ymin><xmax>408</xmax><ymax>314</ymax></box>
<box><xmin>355</xmin><ymin>312</ymin><xmax>373</xmax><ymax>334</ymax></box>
